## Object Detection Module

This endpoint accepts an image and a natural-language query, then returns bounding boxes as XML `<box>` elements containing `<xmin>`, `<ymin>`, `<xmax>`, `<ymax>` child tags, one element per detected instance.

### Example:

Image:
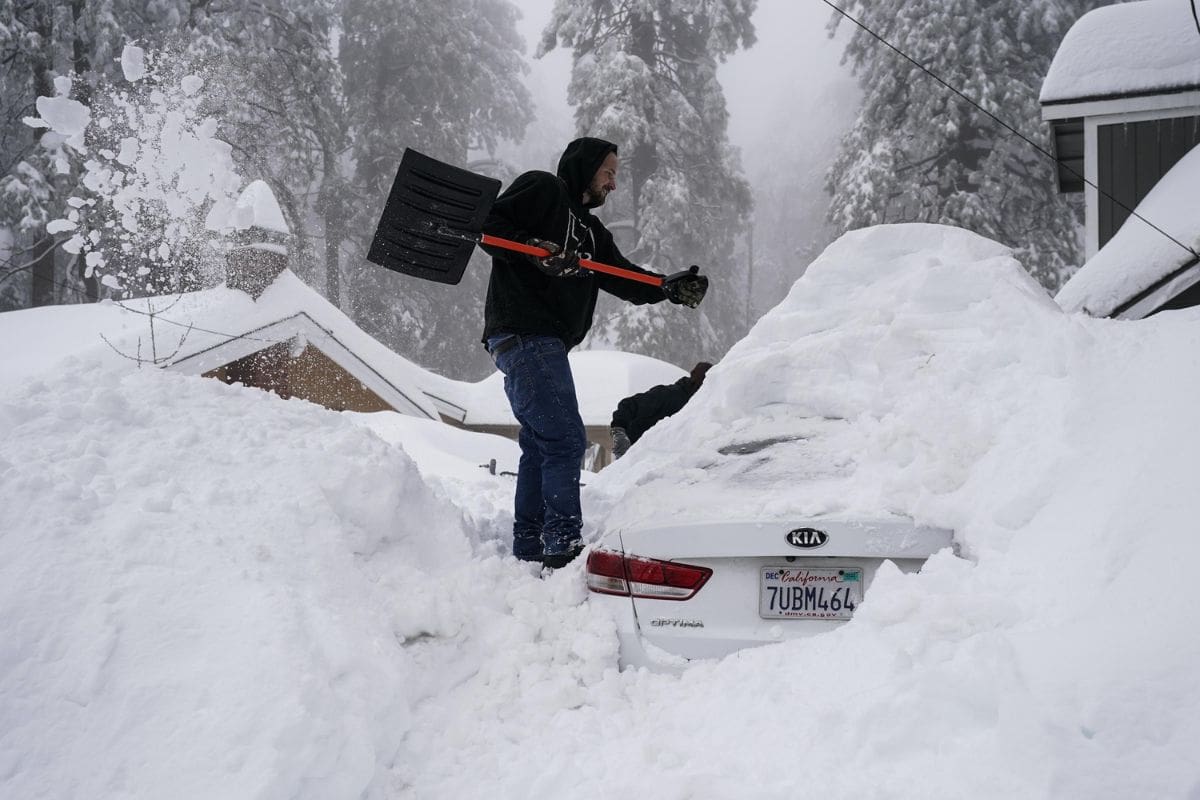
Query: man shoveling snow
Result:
<box><xmin>479</xmin><ymin>137</ymin><xmax>709</xmax><ymax>568</ymax></box>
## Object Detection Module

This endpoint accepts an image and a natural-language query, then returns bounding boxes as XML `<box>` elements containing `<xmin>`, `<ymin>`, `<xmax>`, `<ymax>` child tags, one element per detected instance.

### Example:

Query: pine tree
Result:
<box><xmin>338</xmin><ymin>0</ymin><xmax>531</xmax><ymax>378</ymax></box>
<box><xmin>0</xmin><ymin>0</ymin><xmax>343</xmax><ymax>307</ymax></box>
<box><xmin>0</xmin><ymin>0</ymin><xmax>124</xmax><ymax>307</ymax></box>
<box><xmin>206</xmin><ymin>0</ymin><xmax>346</xmax><ymax>302</ymax></box>
<box><xmin>540</xmin><ymin>0</ymin><xmax>756</xmax><ymax>367</ymax></box>
<box><xmin>825</xmin><ymin>0</ymin><xmax>1101</xmax><ymax>290</ymax></box>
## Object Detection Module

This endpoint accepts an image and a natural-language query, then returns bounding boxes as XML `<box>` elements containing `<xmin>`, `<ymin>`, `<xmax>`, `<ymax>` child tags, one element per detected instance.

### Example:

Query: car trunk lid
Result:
<box><xmin>609</xmin><ymin>518</ymin><xmax>954</xmax><ymax>663</ymax></box>
<box><xmin>618</xmin><ymin>517</ymin><xmax>954</xmax><ymax>561</ymax></box>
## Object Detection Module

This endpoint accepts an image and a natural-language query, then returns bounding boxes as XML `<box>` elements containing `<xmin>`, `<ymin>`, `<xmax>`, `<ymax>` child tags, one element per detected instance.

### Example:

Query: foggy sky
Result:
<box><xmin>505</xmin><ymin>0</ymin><xmax>857</xmax><ymax>179</ymax></box>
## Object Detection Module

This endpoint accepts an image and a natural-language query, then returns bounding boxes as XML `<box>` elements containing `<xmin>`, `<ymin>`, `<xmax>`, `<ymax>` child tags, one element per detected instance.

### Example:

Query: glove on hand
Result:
<box><xmin>610</xmin><ymin>427</ymin><xmax>632</xmax><ymax>459</ymax></box>
<box><xmin>526</xmin><ymin>238</ymin><xmax>581</xmax><ymax>277</ymax></box>
<box><xmin>662</xmin><ymin>265</ymin><xmax>708</xmax><ymax>308</ymax></box>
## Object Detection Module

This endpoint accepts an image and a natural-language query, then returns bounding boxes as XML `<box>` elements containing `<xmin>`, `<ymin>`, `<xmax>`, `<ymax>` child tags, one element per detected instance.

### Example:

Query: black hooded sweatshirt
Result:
<box><xmin>480</xmin><ymin>137</ymin><xmax>666</xmax><ymax>349</ymax></box>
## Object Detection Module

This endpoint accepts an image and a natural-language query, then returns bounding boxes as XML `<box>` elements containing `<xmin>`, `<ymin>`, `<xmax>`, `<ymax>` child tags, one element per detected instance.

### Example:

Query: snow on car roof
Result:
<box><xmin>1055</xmin><ymin>143</ymin><xmax>1200</xmax><ymax>318</ymax></box>
<box><xmin>587</xmin><ymin>223</ymin><xmax>1070</xmax><ymax>533</ymax></box>
<box><xmin>1040</xmin><ymin>0</ymin><xmax>1200</xmax><ymax>105</ymax></box>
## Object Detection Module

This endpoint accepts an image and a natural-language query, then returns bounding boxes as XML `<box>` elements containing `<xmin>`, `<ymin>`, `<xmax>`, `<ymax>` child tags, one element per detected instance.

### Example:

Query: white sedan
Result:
<box><xmin>585</xmin><ymin>517</ymin><xmax>953</xmax><ymax>669</ymax></box>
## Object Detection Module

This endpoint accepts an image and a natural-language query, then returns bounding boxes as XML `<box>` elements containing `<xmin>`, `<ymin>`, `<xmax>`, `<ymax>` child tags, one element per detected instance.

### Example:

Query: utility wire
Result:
<box><xmin>1192</xmin><ymin>0</ymin><xmax>1200</xmax><ymax>39</ymax></box>
<box><xmin>20</xmin><ymin>271</ymin><xmax>290</xmax><ymax>347</ymax></box>
<box><xmin>115</xmin><ymin>298</ymin><xmax>285</xmax><ymax>345</ymax></box>
<box><xmin>821</xmin><ymin>0</ymin><xmax>1200</xmax><ymax>261</ymax></box>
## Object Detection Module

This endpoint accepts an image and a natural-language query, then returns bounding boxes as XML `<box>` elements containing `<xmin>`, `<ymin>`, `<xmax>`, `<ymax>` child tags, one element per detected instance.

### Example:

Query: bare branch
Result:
<box><xmin>0</xmin><ymin>239</ymin><xmax>62</xmax><ymax>287</ymax></box>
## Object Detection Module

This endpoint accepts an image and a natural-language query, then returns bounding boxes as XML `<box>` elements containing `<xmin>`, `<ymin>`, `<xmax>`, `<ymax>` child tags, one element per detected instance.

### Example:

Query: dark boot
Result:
<box><xmin>542</xmin><ymin>541</ymin><xmax>583</xmax><ymax>569</ymax></box>
<box><xmin>513</xmin><ymin>532</ymin><xmax>543</xmax><ymax>564</ymax></box>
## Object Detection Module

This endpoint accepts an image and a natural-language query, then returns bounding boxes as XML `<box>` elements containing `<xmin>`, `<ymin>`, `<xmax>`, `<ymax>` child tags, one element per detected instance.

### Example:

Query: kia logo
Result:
<box><xmin>786</xmin><ymin>527</ymin><xmax>828</xmax><ymax>549</ymax></box>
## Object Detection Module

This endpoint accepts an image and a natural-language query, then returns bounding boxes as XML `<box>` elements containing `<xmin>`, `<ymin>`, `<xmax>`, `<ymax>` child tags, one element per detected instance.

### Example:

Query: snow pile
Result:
<box><xmin>5</xmin><ymin>223</ymin><xmax>1200</xmax><ymax>797</ymax></box>
<box><xmin>588</xmin><ymin>224</ymin><xmax>1073</xmax><ymax>545</ymax></box>
<box><xmin>345</xmin><ymin>411</ymin><xmax>521</xmax><ymax>538</ymax></box>
<box><xmin>404</xmin><ymin>224</ymin><xmax>1200</xmax><ymax>797</ymax></box>
<box><xmin>1056</xmin><ymin>144</ymin><xmax>1200</xmax><ymax>318</ymax></box>
<box><xmin>397</xmin><ymin>224</ymin><xmax>1200</xmax><ymax>798</ymax></box>
<box><xmin>1040</xmin><ymin>0</ymin><xmax>1200</xmax><ymax>103</ymax></box>
<box><xmin>0</xmin><ymin>364</ymin><xmax>610</xmax><ymax>798</ymax></box>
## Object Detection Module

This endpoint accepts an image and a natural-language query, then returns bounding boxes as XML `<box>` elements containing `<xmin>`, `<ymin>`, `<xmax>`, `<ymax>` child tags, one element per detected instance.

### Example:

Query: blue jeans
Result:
<box><xmin>488</xmin><ymin>334</ymin><xmax>587</xmax><ymax>559</ymax></box>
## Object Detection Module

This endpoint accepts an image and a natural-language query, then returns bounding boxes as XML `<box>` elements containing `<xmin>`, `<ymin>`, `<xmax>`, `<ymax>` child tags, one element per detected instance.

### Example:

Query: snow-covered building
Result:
<box><xmin>163</xmin><ymin>271</ymin><xmax>440</xmax><ymax>418</ymax></box>
<box><xmin>1042</xmin><ymin>0</ymin><xmax>1200</xmax><ymax>319</ymax></box>
<box><xmin>1054</xmin><ymin>143</ymin><xmax>1200</xmax><ymax>319</ymax></box>
<box><xmin>0</xmin><ymin>181</ymin><xmax>440</xmax><ymax>420</ymax></box>
<box><xmin>165</xmin><ymin>181</ymin><xmax>439</xmax><ymax>418</ymax></box>
<box><xmin>1040</xmin><ymin>0</ymin><xmax>1200</xmax><ymax>259</ymax></box>
<box><xmin>0</xmin><ymin>268</ymin><xmax>440</xmax><ymax>419</ymax></box>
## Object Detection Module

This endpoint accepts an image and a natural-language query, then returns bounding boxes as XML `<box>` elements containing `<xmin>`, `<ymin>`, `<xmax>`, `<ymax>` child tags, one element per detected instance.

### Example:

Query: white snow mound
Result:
<box><xmin>589</xmin><ymin>223</ymin><xmax>1067</xmax><ymax>539</ymax></box>
<box><xmin>5</xmin><ymin>223</ymin><xmax>1200</xmax><ymax>798</ymax></box>
<box><xmin>0</xmin><ymin>365</ymin><xmax>611</xmax><ymax>798</ymax></box>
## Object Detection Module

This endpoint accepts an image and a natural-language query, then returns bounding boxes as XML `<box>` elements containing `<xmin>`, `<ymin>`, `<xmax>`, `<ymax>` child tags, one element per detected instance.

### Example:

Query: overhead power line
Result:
<box><xmin>821</xmin><ymin>0</ymin><xmax>1200</xmax><ymax>261</ymax></box>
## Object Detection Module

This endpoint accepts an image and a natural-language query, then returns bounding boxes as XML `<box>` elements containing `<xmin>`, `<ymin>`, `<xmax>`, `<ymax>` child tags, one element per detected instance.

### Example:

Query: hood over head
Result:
<box><xmin>557</xmin><ymin>137</ymin><xmax>618</xmax><ymax>209</ymax></box>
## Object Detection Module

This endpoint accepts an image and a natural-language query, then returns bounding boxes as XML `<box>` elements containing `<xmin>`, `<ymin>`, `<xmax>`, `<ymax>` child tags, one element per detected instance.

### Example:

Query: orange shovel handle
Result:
<box><xmin>480</xmin><ymin>233</ymin><xmax>664</xmax><ymax>288</ymax></box>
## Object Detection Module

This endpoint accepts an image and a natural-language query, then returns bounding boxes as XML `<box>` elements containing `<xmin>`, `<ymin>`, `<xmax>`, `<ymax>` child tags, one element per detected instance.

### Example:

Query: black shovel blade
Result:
<box><xmin>367</xmin><ymin>148</ymin><xmax>501</xmax><ymax>285</ymax></box>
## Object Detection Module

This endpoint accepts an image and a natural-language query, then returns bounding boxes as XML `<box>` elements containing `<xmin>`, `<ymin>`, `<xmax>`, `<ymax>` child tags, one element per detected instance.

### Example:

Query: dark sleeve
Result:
<box><xmin>480</xmin><ymin>171</ymin><xmax>561</xmax><ymax>258</ymax></box>
<box><xmin>593</xmin><ymin>229</ymin><xmax>667</xmax><ymax>305</ymax></box>
<box><xmin>611</xmin><ymin>392</ymin><xmax>643</xmax><ymax>430</ymax></box>
<box><xmin>620</xmin><ymin>381</ymin><xmax>694</xmax><ymax>433</ymax></box>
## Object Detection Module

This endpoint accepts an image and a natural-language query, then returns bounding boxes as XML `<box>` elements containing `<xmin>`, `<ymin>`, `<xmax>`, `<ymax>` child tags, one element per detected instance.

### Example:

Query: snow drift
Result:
<box><xmin>3</xmin><ymin>223</ymin><xmax>1200</xmax><ymax>798</ymax></box>
<box><xmin>588</xmin><ymin>223</ymin><xmax>1074</xmax><ymax>547</ymax></box>
<box><xmin>0</xmin><ymin>366</ymin><xmax>608</xmax><ymax>798</ymax></box>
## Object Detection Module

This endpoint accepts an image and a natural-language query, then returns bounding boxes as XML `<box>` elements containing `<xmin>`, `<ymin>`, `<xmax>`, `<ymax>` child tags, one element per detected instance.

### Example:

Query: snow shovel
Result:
<box><xmin>367</xmin><ymin>148</ymin><xmax>665</xmax><ymax>288</ymax></box>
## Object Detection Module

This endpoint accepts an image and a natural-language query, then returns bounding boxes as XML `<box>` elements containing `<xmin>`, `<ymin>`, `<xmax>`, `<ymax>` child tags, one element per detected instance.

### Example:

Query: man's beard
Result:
<box><xmin>586</xmin><ymin>186</ymin><xmax>609</xmax><ymax>206</ymax></box>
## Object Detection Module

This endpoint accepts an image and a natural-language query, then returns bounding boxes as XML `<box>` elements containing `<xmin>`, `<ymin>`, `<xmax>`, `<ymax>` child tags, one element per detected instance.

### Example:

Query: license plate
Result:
<box><xmin>759</xmin><ymin>566</ymin><xmax>862</xmax><ymax>620</ymax></box>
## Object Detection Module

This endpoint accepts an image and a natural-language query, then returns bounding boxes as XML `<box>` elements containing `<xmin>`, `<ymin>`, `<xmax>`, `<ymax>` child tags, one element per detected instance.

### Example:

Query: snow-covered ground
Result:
<box><xmin>3</xmin><ymin>224</ymin><xmax>1200</xmax><ymax>798</ymax></box>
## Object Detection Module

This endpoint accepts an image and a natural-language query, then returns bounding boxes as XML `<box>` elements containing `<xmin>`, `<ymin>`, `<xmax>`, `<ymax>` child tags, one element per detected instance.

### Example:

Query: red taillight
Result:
<box><xmin>585</xmin><ymin>549</ymin><xmax>630</xmax><ymax>595</ymax></box>
<box><xmin>586</xmin><ymin>549</ymin><xmax>712</xmax><ymax>601</ymax></box>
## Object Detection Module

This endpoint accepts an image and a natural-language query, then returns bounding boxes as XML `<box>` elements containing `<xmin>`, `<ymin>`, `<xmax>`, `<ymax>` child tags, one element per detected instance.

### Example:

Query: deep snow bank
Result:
<box><xmin>529</xmin><ymin>223</ymin><xmax>1199</xmax><ymax>798</ymax></box>
<box><xmin>588</xmin><ymin>223</ymin><xmax>1078</xmax><ymax>544</ymax></box>
<box><xmin>4</xmin><ymin>223</ymin><xmax>1200</xmax><ymax>799</ymax></box>
<box><xmin>0</xmin><ymin>365</ymin><xmax>611</xmax><ymax>798</ymax></box>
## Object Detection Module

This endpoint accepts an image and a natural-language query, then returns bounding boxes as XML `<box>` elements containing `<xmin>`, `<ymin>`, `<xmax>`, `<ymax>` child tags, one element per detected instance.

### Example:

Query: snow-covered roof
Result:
<box><xmin>422</xmin><ymin>350</ymin><xmax>687</xmax><ymax>427</ymax></box>
<box><xmin>1055</xmin><ymin>143</ymin><xmax>1200</xmax><ymax>318</ymax></box>
<box><xmin>1041</xmin><ymin>0</ymin><xmax>1200</xmax><ymax>107</ymax></box>
<box><xmin>167</xmin><ymin>271</ymin><xmax>438</xmax><ymax>417</ymax></box>
<box><xmin>0</xmin><ymin>270</ymin><xmax>440</xmax><ymax>419</ymax></box>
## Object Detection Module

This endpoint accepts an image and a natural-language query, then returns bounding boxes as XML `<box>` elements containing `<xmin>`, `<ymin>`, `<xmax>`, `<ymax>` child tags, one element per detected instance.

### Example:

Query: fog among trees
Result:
<box><xmin>1</xmin><ymin>0</ymin><xmax>1093</xmax><ymax>379</ymax></box>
